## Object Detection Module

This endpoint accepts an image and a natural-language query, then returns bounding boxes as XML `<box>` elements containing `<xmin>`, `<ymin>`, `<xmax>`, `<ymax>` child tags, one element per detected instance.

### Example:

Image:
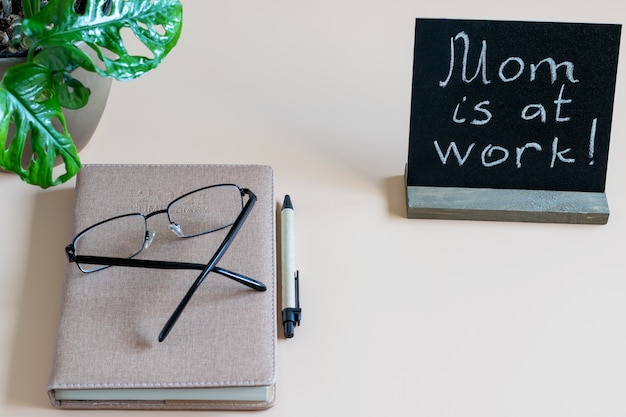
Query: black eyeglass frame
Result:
<box><xmin>65</xmin><ymin>184</ymin><xmax>265</xmax><ymax>342</ymax></box>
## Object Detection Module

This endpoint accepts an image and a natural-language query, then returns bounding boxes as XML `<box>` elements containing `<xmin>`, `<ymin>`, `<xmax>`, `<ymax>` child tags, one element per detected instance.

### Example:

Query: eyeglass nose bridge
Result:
<box><xmin>168</xmin><ymin>222</ymin><xmax>185</xmax><ymax>238</ymax></box>
<box><xmin>144</xmin><ymin>230</ymin><xmax>156</xmax><ymax>249</ymax></box>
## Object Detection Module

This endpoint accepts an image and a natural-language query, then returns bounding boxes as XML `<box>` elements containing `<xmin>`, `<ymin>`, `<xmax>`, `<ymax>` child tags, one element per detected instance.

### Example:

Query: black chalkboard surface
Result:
<box><xmin>405</xmin><ymin>18</ymin><xmax>621</xmax><ymax>224</ymax></box>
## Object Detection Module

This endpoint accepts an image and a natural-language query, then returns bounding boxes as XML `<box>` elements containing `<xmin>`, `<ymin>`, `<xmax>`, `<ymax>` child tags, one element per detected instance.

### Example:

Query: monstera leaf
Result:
<box><xmin>0</xmin><ymin>0</ymin><xmax>183</xmax><ymax>188</ymax></box>
<box><xmin>0</xmin><ymin>63</ymin><xmax>80</xmax><ymax>188</ymax></box>
<box><xmin>33</xmin><ymin>46</ymin><xmax>95</xmax><ymax>109</ymax></box>
<box><xmin>24</xmin><ymin>0</ymin><xmax>183</xmax><ymax>80</ymax></box>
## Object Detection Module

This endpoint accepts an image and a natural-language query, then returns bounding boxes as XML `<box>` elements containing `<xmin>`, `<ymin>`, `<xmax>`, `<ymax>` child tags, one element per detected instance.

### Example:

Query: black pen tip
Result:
<box><xmin>282</xmin><ymin>308</ymin><xmax>301</xmax><ymax>339</ymax></box>
<box><xmin>283</xmin><ymin>321</ymin><xmax>295</xmax><ymax>338</ymax></box>
<box><xmin>282</xmin><ymin>194</ymin><xmax>293</xmax><ymax>210</ymax></box>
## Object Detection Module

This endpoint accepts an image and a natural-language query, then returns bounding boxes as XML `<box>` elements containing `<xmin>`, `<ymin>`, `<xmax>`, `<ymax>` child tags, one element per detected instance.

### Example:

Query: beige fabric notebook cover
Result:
<box><xmin>48</xmin><ymin>164</ymin><xmax>276</xmax><ymax>410</ymax></box>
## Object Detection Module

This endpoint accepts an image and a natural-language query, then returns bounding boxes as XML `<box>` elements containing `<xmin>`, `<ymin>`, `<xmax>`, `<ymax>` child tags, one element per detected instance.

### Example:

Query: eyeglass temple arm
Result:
<box><xmin>158</xmin><ymin>188</ymin><xmax>257</xmax><ymax>343</ymax></box>
<box><xmin>65</xmin><ymin>252</ymin><xmax>266</xmax><ymax>291</ymax></box>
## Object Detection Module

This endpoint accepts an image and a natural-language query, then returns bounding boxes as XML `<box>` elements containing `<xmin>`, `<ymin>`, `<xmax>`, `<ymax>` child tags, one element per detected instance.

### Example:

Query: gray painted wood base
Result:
<box><xmin>406</xmin><ymin>185</ymin><xmax>609</xmax><ymax>224</ymax></box>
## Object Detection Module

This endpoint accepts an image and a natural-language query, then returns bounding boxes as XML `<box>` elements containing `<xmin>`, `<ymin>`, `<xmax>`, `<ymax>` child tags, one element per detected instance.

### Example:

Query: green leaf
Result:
<box><xmin>32</xmin><ymin>44</ymin><xmax>96</xmax><ymax>73</ymax></box>
<box><xmin>23</xmin><ymin>0</ymin><xmax>183</xmax><ymax>80</ymax></box>
<box><xmin>0</xmin><ymin>63</ymin><xmax>81</xmax><ymax>188</ymax></box>
<box><xmin>33</xmin><ymin>46</ymin><xmax>93</xmax><ymax>109</ymax></box>
<box><xmin>53</xmin><ymin>74</ymin><xmax>91</xmax><ymax>110</ymax></box>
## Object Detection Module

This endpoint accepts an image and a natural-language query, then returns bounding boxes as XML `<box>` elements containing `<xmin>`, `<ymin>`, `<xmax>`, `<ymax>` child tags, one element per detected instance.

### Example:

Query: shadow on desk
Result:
<box><xmin>384</xmin><ymin>175</ymin><xmax>407</xmax><ymax>218</ymax></box>
<box><xmin>7</xmin><ymin>187</ymin><xmax>74</xmax><ymax>408</ymax></box>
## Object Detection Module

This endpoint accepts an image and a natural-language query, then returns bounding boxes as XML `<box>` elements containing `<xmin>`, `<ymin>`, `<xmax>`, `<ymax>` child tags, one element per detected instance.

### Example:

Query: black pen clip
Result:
<box><xmin>293</xmin><ymin>271</ymin><xmax>301</xmax><ymax>325</ymax></box>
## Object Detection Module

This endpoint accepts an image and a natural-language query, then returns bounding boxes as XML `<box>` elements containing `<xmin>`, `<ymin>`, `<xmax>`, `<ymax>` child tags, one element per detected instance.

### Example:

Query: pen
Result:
<box><xmin>281</xmin><ymin>195</ymin><xmax>301</xmax><ymax>338</ymax></box>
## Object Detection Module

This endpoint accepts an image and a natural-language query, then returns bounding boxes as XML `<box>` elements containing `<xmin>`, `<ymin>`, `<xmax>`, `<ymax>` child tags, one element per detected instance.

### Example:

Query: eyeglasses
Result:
<box><xmin>65</xmin><ymin>184</ymin><xmax>266</xmax><ymax>342</ymax></box>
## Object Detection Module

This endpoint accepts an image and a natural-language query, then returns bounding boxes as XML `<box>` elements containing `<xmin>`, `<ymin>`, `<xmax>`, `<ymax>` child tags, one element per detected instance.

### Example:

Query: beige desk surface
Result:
<box><xmin>2</xmin><ymin>1</ymin><xmax>626</xmax><ymax>416</ymax></box>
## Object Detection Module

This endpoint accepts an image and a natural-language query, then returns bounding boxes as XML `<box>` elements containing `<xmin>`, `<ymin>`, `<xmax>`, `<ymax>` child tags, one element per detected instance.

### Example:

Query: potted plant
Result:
<box><xmin>0</xmin><ymin>0</ymin><xmax>183</xmax><ymax>188</ymax></box>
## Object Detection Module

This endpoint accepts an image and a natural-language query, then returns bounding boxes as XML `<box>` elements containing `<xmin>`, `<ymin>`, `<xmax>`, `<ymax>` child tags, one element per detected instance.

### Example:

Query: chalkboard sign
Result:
<box><xmin>405</xmin><ymin>18</ymin><xmax>621</xmax><ymax>224</ymax></box>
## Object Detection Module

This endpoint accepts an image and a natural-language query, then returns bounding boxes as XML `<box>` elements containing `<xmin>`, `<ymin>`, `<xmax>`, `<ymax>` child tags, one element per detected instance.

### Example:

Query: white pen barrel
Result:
<box><xmin>281</xmin><ymin>206</ymin><xmax>296</xmax><ymax>309</ymax></box>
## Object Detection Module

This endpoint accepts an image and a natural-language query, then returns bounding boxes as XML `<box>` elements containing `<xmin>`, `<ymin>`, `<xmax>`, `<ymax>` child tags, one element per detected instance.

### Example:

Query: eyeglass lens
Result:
<box><xmin>74</xmin><ymin>214</ymin><xmax>147</xmax><ymax>272</ymax></box>
<box><xmin>72</xmin><ymin>185</ymin><xmax>245</xmax><ymax>272</ymax></box>
<box><xmin>167</xmin><ymin>184</ymin><xmax>244</xmax><ymax>237</ymax></box>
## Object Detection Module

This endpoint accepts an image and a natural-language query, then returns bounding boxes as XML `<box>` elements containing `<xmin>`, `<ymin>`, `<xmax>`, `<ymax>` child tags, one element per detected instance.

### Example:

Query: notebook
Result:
<box><xmin>48</xmin><ymin>164</ymin><xmax>276</xmax><ymax>410</ymax></box>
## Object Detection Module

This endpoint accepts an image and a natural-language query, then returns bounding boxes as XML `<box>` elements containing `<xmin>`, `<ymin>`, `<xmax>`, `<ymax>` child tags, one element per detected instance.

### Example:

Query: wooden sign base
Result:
<box><xmin>405</xmin><ymin>171</ymin><xmax>609</xmax><ymax>225</ymax></box>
